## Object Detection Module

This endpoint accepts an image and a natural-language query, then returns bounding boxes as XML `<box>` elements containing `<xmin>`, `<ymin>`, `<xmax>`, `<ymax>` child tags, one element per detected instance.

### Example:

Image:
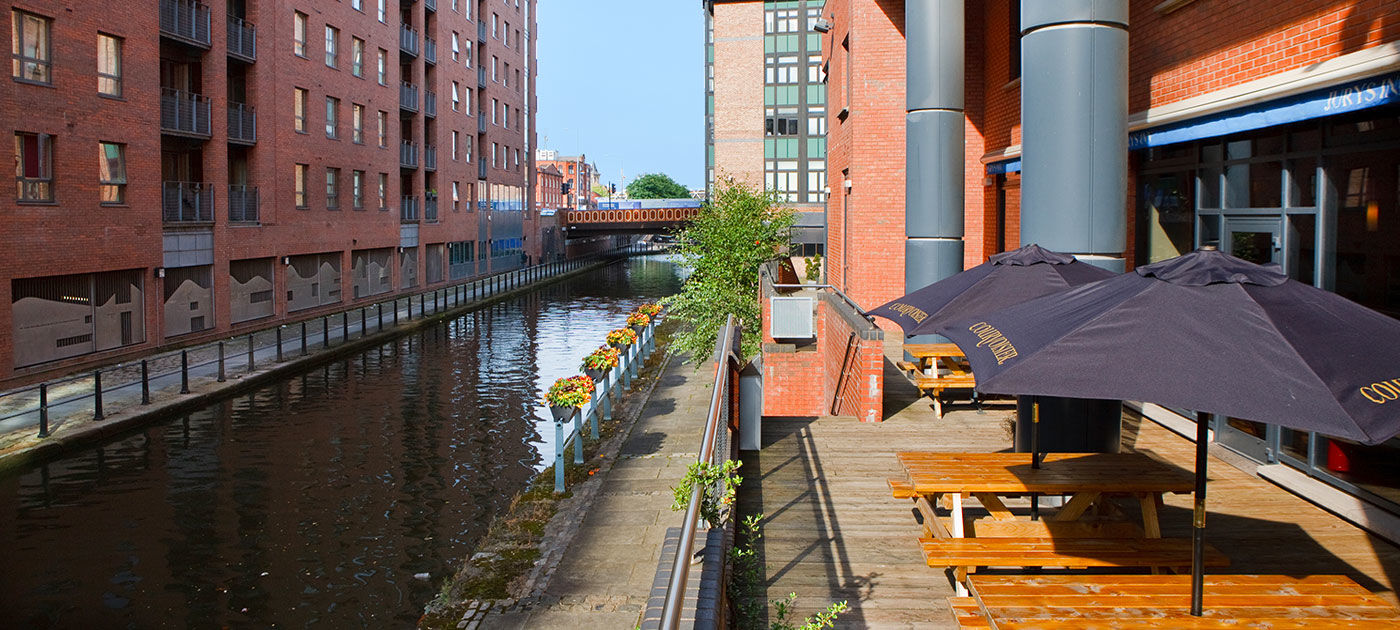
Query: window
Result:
<box><xmin>352</xmin><ymin>0</ymin><xmax>363</xmax><ymax>11</ymax></box>
<box><xmin>503</xmin><ymin>103</ymin><xmax>509</xmax><ymax>129</ymax></box>
<box><xmin>465</xmin><ymin>87</ymin><xmax>473</xmax><ymax>113</ymax></box>
<box><xmin>294</xmin><ymin>163</ymin><xmax>308</xmax><ymax>207</ymax></box>
<box><xmin>325</xmin><ymin>25</ymin><xmax>339</xmax><ymax>67</ymax></box>
<box><xmin>492</xmin><ymin>13</ymin><xmax>498</xmax><ymax>38</ymax></box>
<box><xmin>294</xmin><ymin>11</ymin><xmax>308</xmax><ymax>56</ymax></box>
<box><xmin>14</xmin><ymin>132</ymin><xmax>52</xmax><ymax>201</ymax></box>
<box><xmin>378</xmin><ymin>173</ymin><xmax>388</xmax><ymax>209</ymax></box>
<box><xmin>451</xmin><ymin>81</ymin><xmax>460</xmax><ymax>111</ymax></box>
<box><xmin>377</xmin><ymin>110</ymin><xmax>387</xmax><ymax>147</ymax></box>
<box><xmin>513</xmin><ymin>149</ymin><xmax>519</xmax><ymax>170</ymax></box>
<box><xmin>452</xmin><ymin>32</ymin><xmax>460</xmax><ymax>61</ymax></box>
<box><xmin>464</xmin><ymin>40</ymin><xmax>472</xmax><ymax>67</ymax></box>
<box><xmin>325</xmin><ymin>97</ymin><xmax>339</xmax><ymax>138</ymax></box>
<box><xmin>352</xmin><ymin>103</ymin><xmax>364</xmax><ymax>143</ymax></box>
<box><xmin>293</xmin><ymin>87</ymin><xmax>308</xmax><ymax>132</ymax></box>
<box><xmin>98</xmin><ymin>142</ymin><xmax>126</xmax><ymax>204</ymax></box>
<box><xmin>464</xmin><ymin>135</ymin><xmax>473</xmax><ymax>162</ymax></box>
<box><xmin>1008</xmin><ymin>0</ymin><xmax>1021</xmax><ymax>81</ymax></box>
<box><xmin>352</xmin><ymin>170</ymin><xmax>364</xmax><ymax>209</ymax></box>
<box><xmin>515</xmin><ymin>69</ymin><xmax>520</xmax><ymax>92</ymax></box>
<box><xmin>451</xmin><ymin>130</ymin><xmax>459</xmax><ymax>159</ymax></box>
<box><xmin>377</xmin><ymin>0</ymin><xmax>386</xmax><ymax>22</ymax></box>
<box><xmin>492</xmin><ymin>142</ymin><xmax>498</xmax><ymax>167</ymax></box>
<box><xmin>504</xmin><ymin>21</ymin><xmax>510</xmax><ymax>47</ymax></box>
<box><xmin>491</xmin><ymin>98</ymin><xmax>498</xmax><ymax>124</ymax></box>
<box><xmin>97</xmin><ymin>34</ymin><xmax>122</xmax><ymax>96</ymax></box>
<box><xmin>325</xmin><ymin>168</ymin><xmax>340</xmax><ymax>209</ymax></box>
<box><xmin>12</xmin><ymin>10</ymin><xmax>51</xmax><ymax>84</ymax></box>
<box><xmin>503</xmin><ymin>62</ymin><xmax>509</xmax><ymax>87</ymax></box>
<box><xmin>491</xmin><ymin>56</ymin><xmax>498</xmax><ymax>81</ymax></box>
<box><xmin>452</xmin><ymin>181</ymin><xmax>460</xmax><ymax>211</ymax></box>
<box><xmin>377</xmin><ymin>48</ymin><xmax>387</xmax><ymax>85</ymax></box>
<box><xmin>351</xmin><ymin>37</ymin><xmax>364</xmax><ymax>77</ymax></box>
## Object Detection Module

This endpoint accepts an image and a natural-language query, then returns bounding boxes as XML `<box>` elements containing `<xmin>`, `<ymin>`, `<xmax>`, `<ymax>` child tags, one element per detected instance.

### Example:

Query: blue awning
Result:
<box><xmin>986</xmin><ymin>158</ymin><xmax>1021</xmax><ymax>175</ymax></box>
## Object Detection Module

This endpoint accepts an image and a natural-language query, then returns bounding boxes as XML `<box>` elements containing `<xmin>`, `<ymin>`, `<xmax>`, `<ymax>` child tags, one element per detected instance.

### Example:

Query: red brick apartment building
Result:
<box><xmin>535</xmin><ymin>151</ymin><xmax>595</xmax><ymax>211</ymax></box>
<box><xmin>761</xmin><ymin>0</ymin><xmax>1400</xmax><ymax>512</ymax></box>
<box><xmin>2</xmin><ymin>0</ymin><xmax>537</xmax><ymax>386</ymax></box>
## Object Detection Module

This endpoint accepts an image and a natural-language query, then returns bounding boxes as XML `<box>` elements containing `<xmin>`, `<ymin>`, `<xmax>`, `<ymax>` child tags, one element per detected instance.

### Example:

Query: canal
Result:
<box><xmin>0</xmin><ymin>256</ymin><xmax>682</xmax><ymax>629</ymax></box>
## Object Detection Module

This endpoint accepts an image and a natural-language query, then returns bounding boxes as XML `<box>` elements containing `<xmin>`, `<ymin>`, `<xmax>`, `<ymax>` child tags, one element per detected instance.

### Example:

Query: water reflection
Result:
<box><xmin>0</xmin><ymin>256</ymin><xmax>680</xmax><ymax>629</ymax></box>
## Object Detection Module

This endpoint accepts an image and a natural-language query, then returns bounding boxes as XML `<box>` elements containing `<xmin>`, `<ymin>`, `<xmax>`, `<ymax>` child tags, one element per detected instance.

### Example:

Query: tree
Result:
<box><xmin>664</xmin><ymin>177</ymin><xmax>795</xmax><ymax>361</ymax></box>
<box><xmin>591</xmin><ymin>183</ymin><xmax>610</xmax><ymax>198</ymax></box>
<box><xmin>626</xmin><ymin>172</ymin><xmax>689</xmax><ymax>199</ymax></box>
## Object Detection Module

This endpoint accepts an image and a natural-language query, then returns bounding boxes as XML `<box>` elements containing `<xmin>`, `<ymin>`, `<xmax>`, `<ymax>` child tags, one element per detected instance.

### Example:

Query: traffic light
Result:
<box><xmin>561</xmin><ymin>181</ymin><xmax>571</xmax><ymax>195</ymax></box>
<box><xmin>610</xmin><ymin>183</ymin><xmax>616</xmax><ymax>195</ymax></box>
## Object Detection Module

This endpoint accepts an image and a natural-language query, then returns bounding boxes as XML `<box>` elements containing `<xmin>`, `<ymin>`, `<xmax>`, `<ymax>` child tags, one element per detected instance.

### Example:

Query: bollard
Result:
<box><xmin>322</xmin><ymin>316</ymin><xmax>330</xmax><ymax>348</ymax></box>
<box><xmin>217</xmin><ymin>341</ymin><xmax>226</xmax><ymax>382</ymax></box>
<box><xmin>180</xmin><ymin>350</ymin><xmax>190</xmax><ymax>394</ymax></box>
<box><xmin>247</xmin><ymin>334</ymin><xmax>255</xmax><ymax>371</ymax></box>
<box><xmin>361</xmin><ymin>308</ymin><xmax>367</xmax><ymax>338</ymax></box>
<box><xmin>38</xmin><ymin>383</ymin><xmax>50</xmax><ymax>438</ymax></box>
<box><xmin>93</xmin><ymin>370</ymin><xmax>104</xmax><ymax>420</ymax></box>
<box><xmin>301</xmin><ymin>321</ymin><xmax>309</xmax><ymax>355</ymax></box>
<box><xmin>276</xmin><ymin>326</ymin><xmax>284</xmax><ymax>362</ymax></box>
<box><xmin>554</xmin><ymin>419</ymin><xmax>566</xmax><ymax>494</ymax></box>
<box><xmin>141</xmin><ymin>360</ymin><xmax>150</xmax><ymax>404</ymax></box>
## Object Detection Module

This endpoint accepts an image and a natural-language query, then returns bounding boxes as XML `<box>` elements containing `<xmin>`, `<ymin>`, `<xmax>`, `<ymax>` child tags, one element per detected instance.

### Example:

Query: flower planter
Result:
<box><xmin>630</xmin><ymin>324</ymin><xmax>646</xmax><ymax>333</ymax></box>
<box><xmin>584</xmin><ymin>367</ymin><xmax>605</xmax><ymax>382</ymax></box>
<box><xmin>549</xmin><ymin>404</ymin><xmax>576</xmax><ymax>422</ymax></box>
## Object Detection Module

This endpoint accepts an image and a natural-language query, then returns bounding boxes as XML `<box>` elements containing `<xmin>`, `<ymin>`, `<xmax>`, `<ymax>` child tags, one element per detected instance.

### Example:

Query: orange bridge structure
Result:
<box><xmin>560</xmin><ymin>199</ymin><xmax>702</xmax><ymax>236</ymax></box>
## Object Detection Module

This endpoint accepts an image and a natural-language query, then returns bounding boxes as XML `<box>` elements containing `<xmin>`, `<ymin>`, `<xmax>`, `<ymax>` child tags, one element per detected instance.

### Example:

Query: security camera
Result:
<box><xmin>813</xmin><ymin>18</ymin><xmax>832</xmax><ymax>33</ymax></box>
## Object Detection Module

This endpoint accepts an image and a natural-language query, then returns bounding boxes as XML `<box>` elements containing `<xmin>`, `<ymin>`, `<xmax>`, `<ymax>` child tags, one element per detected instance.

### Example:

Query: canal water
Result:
<box><xmin>0</xmin><ymin>256</ymin><xmax>682</xmax><ymax>629</ymax></box>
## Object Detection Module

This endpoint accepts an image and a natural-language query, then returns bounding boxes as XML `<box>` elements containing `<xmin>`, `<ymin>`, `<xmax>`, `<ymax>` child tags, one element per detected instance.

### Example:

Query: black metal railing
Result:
<box><xmin>424</xmin><ymin>0</ymin><xmax>436</xmax><ymax>12</ymax></box>
<box><xmin>399</xmin><ymin>25</ymin><xmax>419</xmax><ymax>56</ymax></box>
<box><xmin>228</xmin><ymin>185</ymin><xmax>259</xmax><ymax>223</ymax></box>
<box><xmin>478</xmin><ymin>115</ymin><xmax>486</xmax><ymax>134</ymax></box>
<box><xmin>478</xmin><ymin>20</ymin><xmax>487</xmax><ymax>41</ymax></box>
<box><xmin>161</xmin><ymin>88</ymin><xmax>212</xmax><ymax>137</ymax></box>
<box><xmin>478</xmin><ymin>160</ymin><xmax>488</xmax><ymax>179</ymax></box>
<box><xmin>424</xmin><ymin>90</ymin><xmax>437</xmax><ymax>118</ymax></box>
<box><xmin>401</xmin><ymin>195</ymin><xmax>420</xmax><ymax>222</ymax></box>
<box><xmin>227</xmin><ymin>102</ymin><xmax>256</xmax><ymax>144</ymax></box>
<box><xmin>424</xmin><ymin>145</ymin><xmax>437</xmax><ymax>171</ymax></box>
<box><xmin>400</xmin><ymin>141</ymin><xmax>419</xmax><ymax>169</ymax></box>
<box><xmin>424</xmin><ymin>37</ymin><xmax>437</xmax><ymax>65</ymax></box>
<box><xmin>477</xmin><ymin>65</ymin><xmax>486</xmax><ymax>87</ymax></box>
<box><xmin>227</xmin><ymin>15</ymin><xmax>256</xmax><ymax>61</ymax></box>
<box><xmin>424</xmin><ymin>195</ymin><xmax>438</xmax><ymax>222</ymax></box>
<box><xmin>163</xmin><ymin>181</ymin><xmax>214</xmax><ymax>223</ymax></box>
<box><xmin>159</xmin><ymin>0</ymin><xmax>211</xmax><ymax>47</ymax></box>
<box><xmin>400</xmin><ymin>82</ymin><xmax>419</xmax><ymax>112</ymax></box>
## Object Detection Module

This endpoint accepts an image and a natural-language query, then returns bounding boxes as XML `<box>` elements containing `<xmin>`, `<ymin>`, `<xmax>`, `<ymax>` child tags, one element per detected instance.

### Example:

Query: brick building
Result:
<box><xmin>705</xmin><ymin>0</ymin><xmax>828</xmax><ymax>257</ymax></box>
<box><xmin>535</xmin><ymin>151</ymin><xmax>595</xmax><ymax>211</ymax></box>
<box><xmin>3</xmin><ymin>0</ymin><xmax>537</xmax><ymax>386</ymax></box>
<box><xmin>768</xmin><ymin>0</ymin><xmax>1400</xmax><ymax>512</ymax></box>
<box><xmin>532</xmin><ymin>162</ymin><xmax>562</xmax><ymax>261</ymax></box>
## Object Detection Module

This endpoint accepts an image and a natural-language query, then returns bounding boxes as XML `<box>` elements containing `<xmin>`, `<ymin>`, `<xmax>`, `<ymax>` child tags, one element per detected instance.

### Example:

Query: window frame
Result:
<box><xmin>324</xmin><ymin>25</ymin><xmax>339</xmax><ymax>68</ymax></box>
<box><xmin>378</xmin><ymin>172</ymin><xmax>388</xmax><ymax>210</ymax></box>
<box><xmin>351</xmin><ymin>37</ymin><xmax>365</xmax><ymax>77</ymax></box>
<box><xmin>97</xmin><ymin>33</ymin><xmax>123</xmax><ymax>97</ymax></box>
<box><xmin>14</xmin><ymin>131</ymin><xmax>53</xmax><ymax>202</ymax></box>
<box><xmin>377</xmin><ymin>110</ymin><xmax>387</xmax><ymax>148</ymax></box>
<box><xmin>325</xmin><ymin>167</ymin><xmax>340</xmax><ymax>209</ymax></box>
<box><xmin>98</xmin><ymin>141</ymin><xmax>127</xmax><ymax>205</ymax></box>
<box><xmin>352</xmin><ymin>103</ymin><xmax>365</xmax><ymax>144</ymax></box>
<box><xmin>352</xmin><ymin>169</ymin><xmax>365</xmax><ymax>209</ymax></box>
<box><xmin>12</xmin><ymin>9</ymin><xmax>53</xmax><ymax>85</ymax></box>
<box><xmin>293</xmin><ymin>11</ymin><xmax>308</xmax><ymax>57</ymax></box>
<box><xmin>325</xmin><ymin>96</ymin><xmax>339</xmax><ymax>139</ymax></box>
<box><xmin>294</xmin><ymin>163</ymin><xmax>309</xmax><ymax>208</ymax></box>
<box><xmin>293</xmin><ymin>87</ymin><xmax>308</xmax><ymax>133</ymax></box>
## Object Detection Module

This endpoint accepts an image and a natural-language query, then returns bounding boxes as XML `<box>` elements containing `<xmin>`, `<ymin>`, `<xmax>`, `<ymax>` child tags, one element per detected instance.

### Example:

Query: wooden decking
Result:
<box><xmin>738</xmin><ymin>347</ymin><xmax>1400</xmax><ymax>629</ymax></box>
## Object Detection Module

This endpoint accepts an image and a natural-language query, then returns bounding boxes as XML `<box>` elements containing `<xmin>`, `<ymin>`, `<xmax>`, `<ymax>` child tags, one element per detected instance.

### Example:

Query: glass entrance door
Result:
<box><xmin>1217</xmin><ymin>216</ymin><xmax>1283</xmax><ymax>461</ymax></box>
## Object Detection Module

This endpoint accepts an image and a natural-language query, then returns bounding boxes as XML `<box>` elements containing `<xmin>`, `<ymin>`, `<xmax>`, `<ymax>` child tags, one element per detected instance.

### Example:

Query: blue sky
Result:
<box><xmin>535</xmin><ymin>1</ymin><xmax>704</xmax><ymax>190</ymax></box>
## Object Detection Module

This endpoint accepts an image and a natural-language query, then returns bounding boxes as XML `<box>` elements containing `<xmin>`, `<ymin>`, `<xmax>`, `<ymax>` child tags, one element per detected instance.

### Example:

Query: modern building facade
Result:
<box><xmin>705</xmin><ymin>0</ymin><xmax>828</xmax><ymax>257</ymax></box>
<box><xmin>3</xmin><ymin>0</ymin><xmax>537</xmax><ymax>386</ymax></box>
<box><xmin>805</xmin><ymin>0</ymin><xmax>1400</xmax><ymax>514</ymax></box>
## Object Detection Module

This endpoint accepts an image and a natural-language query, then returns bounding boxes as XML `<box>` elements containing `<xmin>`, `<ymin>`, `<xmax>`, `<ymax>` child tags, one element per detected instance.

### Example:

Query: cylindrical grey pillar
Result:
<box><xmin>1020</xmin><ymin>0</ymin><xmax>1129</xmax><ymax>272</ymax></box>
<box><xmin>905</xmin><ymin>0</ymin><xmax>965</xmax><ymax>293</ymax></box>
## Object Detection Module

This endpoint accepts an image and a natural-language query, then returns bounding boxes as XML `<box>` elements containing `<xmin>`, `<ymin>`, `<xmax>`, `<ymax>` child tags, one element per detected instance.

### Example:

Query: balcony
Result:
<box><xmin>424</xmin><ymin>37</ymin><xmax>437</xmax><ymax>65</ymax></box>
<box><xmin>400</xmin><ymin>141</ymin><xmax>419</xmax><ymax>169</ymax></box>
<box><xmin>161</xmin><ymin>88</ymin><xmax>212</xmax><ymax>138</ymax></box>
<box><xmin>478</xmin><ymin>161</ymin><xmax>487</xmax><ymax>180</ymax></box>
<box><xmin>227</xmin><ymin>16</ymin><xmax>256</xmax><ymax>62</ymax></box>
<box><xmin>478</xmin><ymin>66</ymin><xmax>486</xmax><ymax>88</ymax></box>
<box><xmin>400</xmin><ymin>82</ymin><xmax>419</xmax><ymax>112</ymax></box>
<box><xmin>228</xmin><ymin>185</ymin><xmax>259</xmax><ymax>223</ymax></box>
<box><xmin>399</xmin><ymin>25</ymin><xmax>419</xmax><ymax>57</ymax></box>
<box><xmin>163</xmin><ymin>181</ymin><xmax>214</xmax><ymax>223</ymax></box>
<box><xmin>478</xmin><ymin>20</ymin><xmax>487</xmax><ymax>42</ymax></box>
<box><xmin>401</xmin><ymin>195</ymin><xmax>420</xmax><ymax>222</ymax></box>
<box><xmin>424</xmin><ymin>90</ymin><xmax>437</xmax><ymax>118</ymax></box>
<box><xmin>227</xmin><ymin>102</ymin><xmax>256</xmax><ymax>145</ymax></box>
<box><xmin>424</xmin><ymin>194</ymin><xmax>438</xmax><ymax>222</ymax></box>
<box><xmin>424</xmin><ymin>0</ymin><xmax>437</xmax><ymax>13</ymax></box>
<box><xmin>424</xmin><ymin>145</ymin><xmax>437</xmax><ymax>172</ymax></box>
<box><xmin>478</xmin><ymin>115</ymin><xmax>486</xmax><ymax>134</ymax></box>
<box><xmin>160</xmin><ymin>0</ymin><xmax>211</xmax><ymax>48</ymax></box>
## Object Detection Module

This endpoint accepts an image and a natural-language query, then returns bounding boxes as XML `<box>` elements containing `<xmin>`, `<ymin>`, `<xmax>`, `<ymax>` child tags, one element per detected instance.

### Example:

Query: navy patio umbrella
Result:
<box><xmin>866</xmin><ymin>244</ymin><xmax>1115</xmax><ymax>337</ymax></box>
<box><xmin>939</xmin><ymin>247</ymin><xmax>1400</xmax><ymax>615</ymax></box>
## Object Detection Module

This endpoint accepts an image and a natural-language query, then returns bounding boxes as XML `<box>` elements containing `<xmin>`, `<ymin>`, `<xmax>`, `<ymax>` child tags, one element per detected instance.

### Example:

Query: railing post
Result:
<box><xmin>419</xmin><ymin>294</ymin><xmax>425</xmax><ymax>317</ymax></box>
<box><xmin>247</xmin><ymin>334</ymin><xmax>255</xmax><ymax>371</ymax></box>
<box><xmin>378</xmin><ymin>303</ymin><xmax>384</xmax><ymax>330</ymax></box>
<box><xmin>361</xmin><ymin>308</ymin><xmax>367</xmax><ymax>338</ymax></box>
<box><xmin>141</xmin><ymin>360</ymin><xmax>150</xmax><ymax>404</ymax></box>
<box><xmin>554</xmin><ymin>418</ymin><xmax>567</xmax><ymax>494</ymax></box>
<box><xmin>276</xmin><ymin>326</ymin><xmax>284</xmax><ymax>362</ymax></box>
<box><xmin>93</xmin><ymin>370</ymin><xmax>104</xmax><ymax>420</ymax></box>
<box><xmin>180</xmin><ymin>350</ymin><xmax>190</xmax><ymax>393</ymax></box>
<box><xmin>322</xmin><ymin>315</ymin><xmax>330</xmax><ymax>348</ymax></box>
<box><xmin>394</xmin><ymin>299</ymin><xmax>400</xmax><ymax>324</ymax></box>
<box><xmin>574</xmin><ymin>407</ymin><xmax>585</xmax><ymax>464</ymax></box>
<box><xmin>217</xmin><ymin>341</ymin><xmax>226</xmax><ymax>382</ymax></box>
<box><xmin>38</xmin><ymin>383</ymin><xmax>50</xmax><ymax>437</ymax></box>
<box><xmin>301</xmin><ymin>321</ymin><xmax>309</xmax><ymax>355</ymax></box>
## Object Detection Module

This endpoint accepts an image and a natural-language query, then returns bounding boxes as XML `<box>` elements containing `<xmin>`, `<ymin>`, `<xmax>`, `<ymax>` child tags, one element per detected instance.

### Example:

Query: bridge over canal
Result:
<box><xmin>560</xmin><ymin>198</ymin><xmax>701</xmax><ymax>236</ymax></box>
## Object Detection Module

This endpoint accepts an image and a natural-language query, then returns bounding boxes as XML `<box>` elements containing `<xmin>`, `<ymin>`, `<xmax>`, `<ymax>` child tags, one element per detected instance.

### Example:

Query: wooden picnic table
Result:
<box><xmin>956</xmin><ymin>573</ymin><xmax>1400</xmax><ymax>629</ymax></box>
<box><xmin>902</xmin><ymin>343</ymin><xmax>976</xmax><ymax>417</ymax></box>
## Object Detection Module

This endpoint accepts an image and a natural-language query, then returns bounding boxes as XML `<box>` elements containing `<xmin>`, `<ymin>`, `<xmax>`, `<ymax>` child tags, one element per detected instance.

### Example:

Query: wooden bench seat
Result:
<box><xmin>888</xmin><ymin>477</ymin><xmax>917</xmax><ymax>499</ymax></box>
<box><xmin>897</xmin><ymin>360</ymin><xmax>920</xmax><ymax>375</ymax></box>
<box><xmin>948</xmin><ymin>596</ymin><xmax>990</xmax><ymax>629</ymax></box>
<box><xmin>971</xmin><ymin>518</ymin><xmax>1143</xmax><ymax>539</ymax></box>
<box><xmin>920</xmin><ymin>536</ymin><xmax>1230</xmax><ymax>572</ymax></box>
<box><xmin>911</xmin><ymin>374</ymin><xmax>977</xmax><ymax>418</ymax></box>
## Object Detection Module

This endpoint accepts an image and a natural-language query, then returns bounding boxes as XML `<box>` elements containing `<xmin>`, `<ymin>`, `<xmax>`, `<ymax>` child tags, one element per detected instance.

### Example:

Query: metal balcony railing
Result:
<box><xmin>478</xmin><ymin>160</ymin><xmax>488</xmax><ymax>180</ymax></box>
<box><xmin>227</xmin><ymin>15</ymin><xmax>256</xmax><ymax>61</ymax></box>
<box><xmin>478</xmin><ymin>66</ymin><xmax>486</xmax><ymax>88</ymax></box>
<box><xmin>401</xmin><ymin>195</ymin><xmax>420</xmax><ymax>222</ymax></box>
<box><xmin>424</xmin><ymin>145</ymin><xmax>437</xmax><ymax>171</ymax></box>
<box><xmin>228</xmin><ymin>185</ymin><xmax>259</xmax><ymax>222</ymax></box>
<box><xmin>424</xmin><ymin>195</ymin><xmax>438</xmax><ymax>222</ymax></box>
<box><xmin>163</xmin><ymin>181</ymin><xmax>214</xmax><ymax>223</ymax></box>
<box><xmin>161</xmin><ymin>88</ymin><xmax>212</xmax><ymax>137</ymax></box>
<box><xmin>424</xmin><ymin>0</ymin><xmax>437</xmax><ymax>13</ymax></box>
<box><xmin>400</xmin><ymin>82</ymin><xmax>419</xmax><ymax>112</ymax></box>
<box><xmin>160</xmin><ymin>0</ymin><xmax>211</xmax><ymax>47</ymax></box>
<box><xmin>399</xmin><ymin>25</ymin><xmax>419</xmax><ymax>57</ymax></box>
<box><xmin>478</xmin><ymin>20</ymin><xmax>487</xmax><ymax>41</ymax></box>
<box><xmin>227</xmin><ymin>102</ymin><xmax>256</xmax><ymax>144</ymax></box>
<box><xmin>424</xmin><ymin>90</ymin><xmax>437</xmax><ymax>118</ymax></box>
<box><xmin>400</xmin><ymin>141</ymin><xmax>419</xmax><ymax>169</ymax></box>
<box><xmin>424</xmin><ymin>37</ymin><xmax>437</xmax><ymax>65</ymax></box>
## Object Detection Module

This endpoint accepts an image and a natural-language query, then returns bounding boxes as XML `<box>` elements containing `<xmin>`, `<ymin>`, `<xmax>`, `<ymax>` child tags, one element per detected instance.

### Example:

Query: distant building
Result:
<box><xmin>536</xmin><ymin>154</ymin><xmax>595</xmax><ymax>211</ymax></box>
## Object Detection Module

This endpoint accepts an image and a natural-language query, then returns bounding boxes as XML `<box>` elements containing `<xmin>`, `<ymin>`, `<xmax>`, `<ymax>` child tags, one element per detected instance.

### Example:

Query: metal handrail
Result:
<box><xmin>659</xmin><ymin>314</ymin><xmax>737</xmax><ymax>629</ymax></box>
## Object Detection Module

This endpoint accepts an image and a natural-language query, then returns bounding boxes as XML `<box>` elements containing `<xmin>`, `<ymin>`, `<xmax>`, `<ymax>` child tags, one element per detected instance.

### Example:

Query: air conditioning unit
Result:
<box><xmin>770</xmin><ymin>296</ymin><xmax>814</xmax><ymax>339</ymax></box>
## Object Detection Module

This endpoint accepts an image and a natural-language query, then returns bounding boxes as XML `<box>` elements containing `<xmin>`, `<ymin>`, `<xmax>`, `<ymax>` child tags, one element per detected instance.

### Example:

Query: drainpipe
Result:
<box><xmin>1019</xmin><ymin>1</ymin><xmax>1129</xmax><ymax>272</ymax></box>
<box><xmin>905</xmin><ymin>0</ymin><xmax>965</xmax><ymax>295</ymax></box>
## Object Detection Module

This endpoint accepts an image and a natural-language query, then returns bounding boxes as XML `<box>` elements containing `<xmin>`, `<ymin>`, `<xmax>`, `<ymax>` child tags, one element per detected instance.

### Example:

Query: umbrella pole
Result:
<box><xmin>1031</xmin><ymin>397</ymin><xmax>1041</xmax><ymax>521</ymax></box>
<box><xmin>1191</xmin><ymin>411</ymin><xmax>1209</xmax><ymax>616</ymax></box>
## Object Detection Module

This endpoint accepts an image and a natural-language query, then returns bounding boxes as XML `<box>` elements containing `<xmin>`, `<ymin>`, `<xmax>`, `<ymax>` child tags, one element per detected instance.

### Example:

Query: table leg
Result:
<box><xmin>972</xmin><ymin>493</ymin><xmax>1016</xmax><ymax>521</ymax></box>
<box><xmin>933</xmin><ymin>394</ymin><xmax>943</xmax><ymax>419</ymax></box>
<box><xmin>1138</xmin><ymin>493</ymin><xmax>1162</xmax><ymax>538</ymax></box>
<box><xmin>915</xmin><ymin>493</ymin><xmax>952</xmax><ymax>539</ymax></box>
<box><xmin>1051</xmin><ymin>491</ymin><xmax>1101</xmax><ymax>522</ymax></box>
<box><xmin>952</xmin><ymin>493</ymin><xmax>965</xmax><ymax>538</ymax></box>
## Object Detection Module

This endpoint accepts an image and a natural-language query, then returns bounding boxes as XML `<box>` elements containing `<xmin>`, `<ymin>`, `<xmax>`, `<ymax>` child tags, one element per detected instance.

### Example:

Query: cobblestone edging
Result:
<box><xmin>445</xmin><ymin>348</ymin><xmax>679</xmax><ymax>629</ymax></box>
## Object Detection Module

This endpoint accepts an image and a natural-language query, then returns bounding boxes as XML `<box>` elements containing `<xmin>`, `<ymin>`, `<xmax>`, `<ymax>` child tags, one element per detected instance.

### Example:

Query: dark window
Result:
<box><xmin>14</xmin><ymin>132</ymin><xmax>52</xmax><ymax>201</ymax></box>
<box><xmin>1008</xmin><ymin>0</ymin><xmax>1021</xmax><ymax>81</ymax></box>
<box><xmin>98</xmin><ymin>142</ymin><xmax>126</xmax><ymax>204</ymax></box>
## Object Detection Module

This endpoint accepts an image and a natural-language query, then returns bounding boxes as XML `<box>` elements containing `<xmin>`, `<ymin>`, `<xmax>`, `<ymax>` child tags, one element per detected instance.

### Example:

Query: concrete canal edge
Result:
<box><xmin>420</xmin><ymin>320</ymin><xmax>682</xmax><ymax>630</ymax></box>
<box><xmin>0</xmin><ymin>259</ymin><xmax>620</xmax><ymax>478</ymax></box>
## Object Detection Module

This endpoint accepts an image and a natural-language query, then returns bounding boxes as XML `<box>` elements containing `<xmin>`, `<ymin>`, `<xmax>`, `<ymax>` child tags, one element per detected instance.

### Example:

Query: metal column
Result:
<box><xmin>905</xmin><ymin>0</ymin><xmax>965</xmax><ymax>295</ymax></box>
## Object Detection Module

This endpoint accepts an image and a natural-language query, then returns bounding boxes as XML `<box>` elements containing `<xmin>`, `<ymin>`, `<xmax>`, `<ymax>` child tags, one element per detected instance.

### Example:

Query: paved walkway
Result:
<box><xmin>485</xmin><ymin>353</ymin><xmax>712</xmax><ymax>628</ymax></box>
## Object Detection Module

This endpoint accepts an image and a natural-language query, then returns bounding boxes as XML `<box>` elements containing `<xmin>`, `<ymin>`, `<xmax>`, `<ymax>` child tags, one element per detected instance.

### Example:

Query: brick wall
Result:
<box><xmin>711</xmin><ymin>1</ymin><xmax>765</xmax><ymax>187</ymax></box>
